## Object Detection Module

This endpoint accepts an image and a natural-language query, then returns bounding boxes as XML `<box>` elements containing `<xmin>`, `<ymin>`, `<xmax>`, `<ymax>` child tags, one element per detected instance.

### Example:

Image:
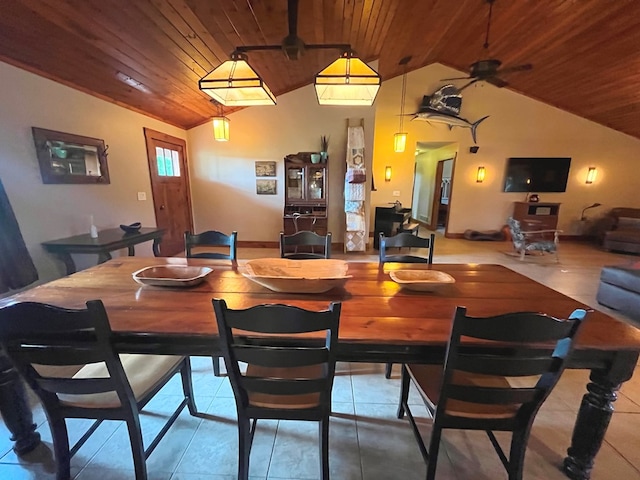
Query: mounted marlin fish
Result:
<box><xmin>410</xmin><ymin>84</ymin><xmax>489</xmax><ymax>144</ymax></box>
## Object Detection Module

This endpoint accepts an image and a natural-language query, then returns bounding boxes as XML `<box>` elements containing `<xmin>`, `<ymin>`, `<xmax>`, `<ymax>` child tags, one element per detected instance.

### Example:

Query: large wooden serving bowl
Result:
<box><xmin>242</xmin><ymin>258</ymin><xmax>351</xmax><ymax>293</ymax></box>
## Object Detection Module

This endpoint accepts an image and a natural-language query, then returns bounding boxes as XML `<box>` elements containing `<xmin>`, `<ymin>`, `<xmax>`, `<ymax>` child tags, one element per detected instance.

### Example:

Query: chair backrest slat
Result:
<box><xmin>234</xmin><ymin>345</ymin><xmax>329</xmax><ymax>368</ymax></box>
<box><xmin>37</xmin><ymin>377</ymin><xmax>117</xmax><ymax>395</ymax></box>
<box><xmin>456</xmin><ymin>354</ymin><xmax>557</xmax><ymax>377</ymax></box>
<box><xmin>185</xmin><ymin>230</ymin><xmax>237</xmax><ymax>260</ymax></box>
<box><xmin>223</xmin><ymin>304</ymin><xmax>339</xmax><ymax>333</ymax></box>
<box><xmin>379</xmin><ymin>232</ymin><xmax>435</xmax><ymax>264</ymax></box>
<box><xmin>447</xmin><ymin>385</ymin><xmax>540</xmax><ymax>405</ymax></box>
<box><xmin>241</xmin><ymin>377</ymin><xmax>329</xmax><ymax>396</ymax></box>
<box><xmin>280</xmin><ymin>231</ymin><xmax>331</xmax><ymax>259</ymax></box>
<box><xmin>15</xmin><ymin>345</ymin><xmax>107</xmax><ymax>366</ymax></box>
<box><xmin>459</xmin><ymin>312</ymin><xmax>577</xmax><ymax>343</ymax></box>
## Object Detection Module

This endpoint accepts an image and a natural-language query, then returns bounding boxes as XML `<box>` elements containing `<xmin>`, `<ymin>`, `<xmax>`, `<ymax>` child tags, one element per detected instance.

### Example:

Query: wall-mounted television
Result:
<box><xmin>503</xmin><ymin>157</ymin><xmax>571</xmax><ymax>192</ymax></box>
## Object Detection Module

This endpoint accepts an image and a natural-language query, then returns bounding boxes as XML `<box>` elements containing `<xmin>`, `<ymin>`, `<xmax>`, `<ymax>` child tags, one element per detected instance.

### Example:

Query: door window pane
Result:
<box><xmin>156</xmin><ymin>147</ymin><xmax>181</xmax><ymax>177</ymax></box>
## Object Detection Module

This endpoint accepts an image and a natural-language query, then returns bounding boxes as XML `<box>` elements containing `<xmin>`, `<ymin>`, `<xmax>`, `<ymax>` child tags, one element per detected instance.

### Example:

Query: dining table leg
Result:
<box><xmin>563</xmin><ymin>350</ymin><xmax>638</xmax><ymax>480</ymax></box>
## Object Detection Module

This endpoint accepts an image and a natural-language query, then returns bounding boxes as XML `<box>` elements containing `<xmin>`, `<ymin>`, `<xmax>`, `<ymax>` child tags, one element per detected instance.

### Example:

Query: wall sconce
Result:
<box><xmin>385</xmin><ymin>166</ymin><xmax>392</xmax><ymax>182</ymax></box>
<box><xmin>586</xmin><ymin>167</ymin><xmax>597</xmax><ymax>184</ymax></box>
<box><xmin>476</xmin><ymin>166</ymin><xmax>486</xmax><ymax>183</ymax></box>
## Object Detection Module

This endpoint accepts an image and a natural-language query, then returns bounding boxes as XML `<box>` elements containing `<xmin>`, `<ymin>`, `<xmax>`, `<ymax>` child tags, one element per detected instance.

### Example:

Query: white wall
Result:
<box><xmin>371</xmin><ymin>63</ymin><xmax>640</xmax><ymax>235</ymax></box>
<box><xmin>0</xmin><ymin>62</ymin><xmax>186</xmax><ymax>285</ymax></box>
<box><xmin>187</xmin><ymin>82</ymin><xmax>376</xmax><ymax>243</ymax></box>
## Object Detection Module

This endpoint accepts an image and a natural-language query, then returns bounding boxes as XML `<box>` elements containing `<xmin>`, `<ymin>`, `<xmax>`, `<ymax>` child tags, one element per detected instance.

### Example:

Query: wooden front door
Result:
<box><xmin>143</xmin><ymin>128</ymin><xmax>193</xmax><ymax>257</ymax></box>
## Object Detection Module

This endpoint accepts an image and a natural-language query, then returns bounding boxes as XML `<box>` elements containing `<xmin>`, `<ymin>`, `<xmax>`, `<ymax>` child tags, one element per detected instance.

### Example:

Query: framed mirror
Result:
<box><xmin>32</xmin><ymin>127</ymin><xmax>110</xmax><ymax>184</ymax></box>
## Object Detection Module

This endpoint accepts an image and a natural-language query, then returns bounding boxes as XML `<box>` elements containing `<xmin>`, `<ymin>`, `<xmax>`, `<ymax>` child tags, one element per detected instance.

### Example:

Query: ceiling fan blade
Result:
<box><xmin>458</xmin><ymin>79</ymin><xmax>480</xmax><ymax>91</ymax></box>
<box><xmin>498</xmin><ymin>63</ymin><xmax>533</xmax><ymax>75</ymax></box>
<box><xmin>486</xmin><ymin>76</ymin><xmax>509</xmax><ymax>88</ymax></box>
<box><xmin>440</xmin><ymin>76</ymin><xmax>473</xmax><ymax>81</ymax></box>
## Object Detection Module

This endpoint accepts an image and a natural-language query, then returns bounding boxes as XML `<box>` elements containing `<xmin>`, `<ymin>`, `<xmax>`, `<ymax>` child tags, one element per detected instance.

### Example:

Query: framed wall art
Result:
<box><xmin>255</xmin><ymin>161</ymin><xmax>276</xmax><ymax>177</ymax></box>
<box><xmin>256</xmin><ymin>179</ymin><xmax>277</xmax><ymax>195</ymax></box>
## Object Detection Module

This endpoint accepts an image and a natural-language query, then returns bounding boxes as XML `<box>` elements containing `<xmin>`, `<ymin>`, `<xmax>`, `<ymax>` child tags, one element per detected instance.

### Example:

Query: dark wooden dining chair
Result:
<box><xmin>380</xmin><ymin>231</ymin><xmax>435</xmax><ymax>379</ymax></box>
<box><xmin>0</xmin><ymin>300</ymin><xmax>197</xmax><ymax>480</ymax></box>
<box><xmin>397</xmin><ymin>306</ymin><xmax>587</xmax><ymax>480</ymax></box>
<box><xmin>212</xmin><ymin>299</ymin><xmax>341</xmax><ymax>480</ymax></box>
<box><xmin>184</xmin><ymin>229</ymin><xmax>238</xmax><ymax>261</ymax></box>
<box><xmin>280</xmin><ymin>231</ymin><xmax>332</xmax><ymax>259</ymax></box>
<box><xmin>185</xmin><ymin>229</ymin><xmax>237</xmax><ymax>376</ymax></box>
<box><xmin>379</xmin><ymin>232</ymin><xmax>435</xmax><ymax>264</ymax></box>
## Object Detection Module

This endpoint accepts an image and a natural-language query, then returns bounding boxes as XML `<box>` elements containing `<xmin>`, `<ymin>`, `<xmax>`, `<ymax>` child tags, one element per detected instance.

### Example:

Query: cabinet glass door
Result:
<box><xmin>307</xmin><ymin>167</ymin><xmax>325</xmax><ymax>201</ymax></box>
<box><xmin>286</xmin><ymin>166</ymin><xmax>304</xmax><ymax>200</ymax></box>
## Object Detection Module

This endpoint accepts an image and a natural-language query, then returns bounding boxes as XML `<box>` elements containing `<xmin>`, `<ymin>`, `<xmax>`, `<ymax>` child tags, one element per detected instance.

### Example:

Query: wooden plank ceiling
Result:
<box><xmin>1</xmin><ymin>0</ymin><xmax>639</xmax><ymax>139</ymax></box>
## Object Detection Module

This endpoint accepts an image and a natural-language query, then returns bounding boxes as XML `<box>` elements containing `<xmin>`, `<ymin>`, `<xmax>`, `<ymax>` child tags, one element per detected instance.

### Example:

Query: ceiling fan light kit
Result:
<box><xmin>314</xmin><ymin>50</ymin><xmax>381</xmax><ymax>106</ymax></box>
<box><xmin>198</xmin><ymin>52</ymin><xmax>277</xmax><ymax>106</ymax></box>
<box><xmin>198</xmin><ymin>0</ymin><xmax>380</xmax><ymax>107</ymax></box>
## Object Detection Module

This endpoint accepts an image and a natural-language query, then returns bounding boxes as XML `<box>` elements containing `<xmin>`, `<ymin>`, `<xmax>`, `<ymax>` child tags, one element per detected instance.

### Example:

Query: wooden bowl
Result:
<box><xmin>132</xmin><ymin>265</ymin><xmax>213</xmax><ymax>287</ymax></box>
<box><xmin>389</xmin><ymin>270</ymin><xmax>455</xmax><ymax>292</ymax></box>
<box><xmin>243</xmin><ymin>258</ymin><xmax>351</xmax><ymax>293</ymax></box>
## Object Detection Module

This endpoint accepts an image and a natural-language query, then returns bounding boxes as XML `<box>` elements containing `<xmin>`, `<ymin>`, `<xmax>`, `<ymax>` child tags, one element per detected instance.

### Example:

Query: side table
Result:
<box><xmin>42</xmin><ymin>227</ymin><xmax>165</xmax><ymax>275</ymax></box>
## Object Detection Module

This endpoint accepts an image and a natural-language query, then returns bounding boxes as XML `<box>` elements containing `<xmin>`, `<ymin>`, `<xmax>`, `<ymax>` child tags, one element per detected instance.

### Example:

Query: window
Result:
<box><xmin>155</xmin><ymin>147</ymin><xmax>181</xmax><ymax>177</ymax></box>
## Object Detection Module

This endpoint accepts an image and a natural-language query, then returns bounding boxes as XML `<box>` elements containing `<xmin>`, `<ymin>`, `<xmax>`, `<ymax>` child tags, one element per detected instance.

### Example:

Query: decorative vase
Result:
<box><xmin>310</xmin><ymin>153</ymin><xmax>321</xmax><ymax>164</ymax></box>
<box><xmin>320</xmin><ymin>151</ymin><xmax>328</xmax><ymax>163</ymax></box>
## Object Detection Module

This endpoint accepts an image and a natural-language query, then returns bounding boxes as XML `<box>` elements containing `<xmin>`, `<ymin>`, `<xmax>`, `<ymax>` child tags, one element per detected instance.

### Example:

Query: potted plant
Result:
<box><xmin>320</xmin><ymin>135</ymin><xmax>329</xmax><ymax>162</ymax></box>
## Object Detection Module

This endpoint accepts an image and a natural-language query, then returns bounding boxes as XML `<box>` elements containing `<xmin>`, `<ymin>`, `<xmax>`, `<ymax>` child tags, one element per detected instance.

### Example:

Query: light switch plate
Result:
<box><xmin>137</xmin><ymin>192</ymin><xmax>147</xmax><ymax>201</ymax></box>
<box><xmin>392</xmin><ymin>191</ymin><xmax>400</xmax><ymax>197</ymax></box>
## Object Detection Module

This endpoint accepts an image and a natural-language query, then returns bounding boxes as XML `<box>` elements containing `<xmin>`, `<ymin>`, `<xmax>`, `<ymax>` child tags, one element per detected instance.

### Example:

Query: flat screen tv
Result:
<box><xmin>503</xmin><ymin>157</ymin><xmax>571</xmax><ymax>193</ymax></box>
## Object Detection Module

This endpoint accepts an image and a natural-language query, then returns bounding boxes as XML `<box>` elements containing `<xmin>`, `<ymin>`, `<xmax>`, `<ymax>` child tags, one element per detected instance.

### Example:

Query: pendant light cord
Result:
<box><xmin>398</xmin><ymin>57</ymin><xmax>410</xmax><ymax>131</ymax></box>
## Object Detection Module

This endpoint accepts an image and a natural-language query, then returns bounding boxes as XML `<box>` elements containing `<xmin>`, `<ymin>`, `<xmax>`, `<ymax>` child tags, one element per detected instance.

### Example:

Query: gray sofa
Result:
<box><xmin>596</xmin><ymin>263</ymin><xmax>640</xmax><ymax>322</ymax></box>
<box><xmin>602</xmin><ymin>207</ymin><xmax>640</xmax><ymax>254</ymax></box>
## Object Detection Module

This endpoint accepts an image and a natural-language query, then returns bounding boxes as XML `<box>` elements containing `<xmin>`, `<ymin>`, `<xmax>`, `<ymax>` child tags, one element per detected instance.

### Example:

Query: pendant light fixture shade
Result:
<box><xmin>315</xmin><ymin>50</ymin><xmax>381</xmax><ymax>106</ymax></box>
<box><xmin>212</xmin><ymin>116</ymin><xmax>230</xmax><ymax>141</ymax></box>
<box><xmin>199</xmin><ymin>52</ymin><xmax>276</xmax><ymax>106</ymax></box>
<box><xmin>393</xmin><ymin>133</ymin><xmax>407</xmax><ymax>153</ymax></box>
<box><xmin>393</xmin><ymin>56</ymin><xmax>411</xmax><ymax>153</ymax></box>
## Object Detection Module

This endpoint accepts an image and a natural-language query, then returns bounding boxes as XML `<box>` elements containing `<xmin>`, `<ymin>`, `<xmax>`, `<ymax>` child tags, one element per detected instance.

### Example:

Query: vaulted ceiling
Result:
<box><xmin>2</xmin><ymin>0</ymin><xmax>639</xmax><ymax>139</ymax></box>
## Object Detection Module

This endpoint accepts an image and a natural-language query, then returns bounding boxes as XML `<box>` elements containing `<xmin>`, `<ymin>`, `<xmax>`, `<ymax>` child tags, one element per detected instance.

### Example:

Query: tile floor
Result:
<box><xmin>1</xmin><ymin>235</ymin><xmax>639</xmax><ymax>479</ymax></box>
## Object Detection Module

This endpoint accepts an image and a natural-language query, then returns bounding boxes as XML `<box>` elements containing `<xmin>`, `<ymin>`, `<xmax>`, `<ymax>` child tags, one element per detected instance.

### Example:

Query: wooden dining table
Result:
<box><xmin>2</xmin><ymin>256</ymin><xmax>639</xmax><ymax>480</ymax></box>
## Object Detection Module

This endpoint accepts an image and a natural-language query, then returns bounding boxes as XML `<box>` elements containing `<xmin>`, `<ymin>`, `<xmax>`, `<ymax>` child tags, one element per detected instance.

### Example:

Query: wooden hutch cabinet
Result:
<box><xmin>283</xmin><ymin>159</ymin><xmax>328</xmax><ymax>235</ymax></box>
<box><xmin>512</xmin><ymin>202</ymin><xmax>561</xmax><ymax>230</ymax></box>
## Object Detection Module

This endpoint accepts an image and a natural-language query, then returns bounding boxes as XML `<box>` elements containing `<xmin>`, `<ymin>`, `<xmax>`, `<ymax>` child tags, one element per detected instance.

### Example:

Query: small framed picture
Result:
<box><xmin>256</xmin><ymin>179</ymin><xmax>277</xmax><ymax>195</ymax></box>
<box><xmin>255</xmin><ymin>161</ymin><xmax>276</xmax><ymax>177</ymax></box>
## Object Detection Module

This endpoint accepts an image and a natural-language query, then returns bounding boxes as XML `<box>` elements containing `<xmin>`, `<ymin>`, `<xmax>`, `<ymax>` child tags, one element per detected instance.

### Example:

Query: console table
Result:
<box><xmin>42</xmin><ymin>227</ymin><xmax>165</xmax><ymax>275</ymax></box>
<box><xmin>513</xmin><ymin>201</ymin><xmax>560</xmax><ymax>230</ymax></box>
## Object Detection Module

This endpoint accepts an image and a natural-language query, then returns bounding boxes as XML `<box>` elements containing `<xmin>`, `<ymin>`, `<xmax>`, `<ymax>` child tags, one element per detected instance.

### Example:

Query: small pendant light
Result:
<box><xmin>394</xmin><ymin>56</ymin><xmax>411</xmax><ymax>153</ymax></box>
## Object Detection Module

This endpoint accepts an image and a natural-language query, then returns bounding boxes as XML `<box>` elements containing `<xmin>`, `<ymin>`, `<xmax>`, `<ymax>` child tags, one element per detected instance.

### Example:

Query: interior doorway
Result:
<box><xmin>410</xmin><ymin>142</ymin><xmax>458</xmax><ymax>235</ymax></box>
<box><xmin>429</xmin><ymin>157</ymin><xmax>455</xmax><ymax>234</ymax></box>
<box><xmin>143</xmin><ymin>128</ymin><xmax>193</xmax><ymax>257</ymax></box>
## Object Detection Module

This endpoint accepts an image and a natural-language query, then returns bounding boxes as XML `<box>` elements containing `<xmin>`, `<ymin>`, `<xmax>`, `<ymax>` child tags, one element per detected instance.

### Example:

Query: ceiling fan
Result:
<box><xmin>442</xmin><ymin>0</ymin><xmax>532</xmax><ymax>90</ymax></box>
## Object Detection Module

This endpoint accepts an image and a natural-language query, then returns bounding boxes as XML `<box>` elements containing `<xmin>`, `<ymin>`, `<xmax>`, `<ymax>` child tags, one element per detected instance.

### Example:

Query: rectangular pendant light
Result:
<box><xmin>212</xmin><ymin>116</ymin><xmax>230</xmax><ymax>141</ymax></box>
<box><xmin>393</xmin><ymin>133</ymin><xmax>407</xmax><ymax>153</ymax></box>
<box><xmin>199</xmin><ymin>52</ymin><xmax>276</xmax><ymax>106</ymax></box>
<box><xmin>314</xmin><ymin>51</ymin><xmax>381</xmax><ymax>106</ymax></box>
